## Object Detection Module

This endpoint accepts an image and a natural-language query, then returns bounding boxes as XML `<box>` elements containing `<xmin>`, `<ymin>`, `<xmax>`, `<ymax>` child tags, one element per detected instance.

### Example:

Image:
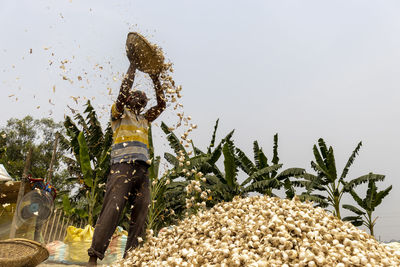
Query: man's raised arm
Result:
<box><xmin>113</xmin><ymin>64</ymin><xmax>136</xmax><ymax>119</ymax></box>
<box><xmin>144</xmin><ymin>74</ymin><xmax>166</xmax><ymax>122</ymax></box>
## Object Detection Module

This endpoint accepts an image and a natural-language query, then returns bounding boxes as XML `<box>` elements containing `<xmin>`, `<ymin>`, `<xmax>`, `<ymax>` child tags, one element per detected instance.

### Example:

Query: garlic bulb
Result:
<box><xmin>116</xmin><ymin>195</ymin><xmax>400</xmax><ymax>266</ymax></box>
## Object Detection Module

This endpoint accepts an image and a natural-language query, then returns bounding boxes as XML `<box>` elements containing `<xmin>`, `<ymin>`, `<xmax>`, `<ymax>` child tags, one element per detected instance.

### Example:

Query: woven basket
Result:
<box><xmin>126</xmin><ymin>32</ymin><xmax>165</xmax><ymax>75</ymax></box>
<box><xmin>0</xmin><ymin>238</ymin><xmax>49</xmax><ymax>267</ymax></box>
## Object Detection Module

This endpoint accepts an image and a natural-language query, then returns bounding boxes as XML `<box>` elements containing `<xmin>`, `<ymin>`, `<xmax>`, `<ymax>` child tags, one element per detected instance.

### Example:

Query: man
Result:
<box><xmin>87</xmin><ymin>61</ymin><xmax>166</xmax><ymax>265</ymax></box>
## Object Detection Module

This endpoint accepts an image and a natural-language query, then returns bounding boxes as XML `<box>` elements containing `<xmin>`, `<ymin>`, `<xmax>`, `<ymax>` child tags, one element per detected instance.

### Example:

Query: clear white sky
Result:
<box><xmin>0</xmin><ymin>0</ymin><xmax>399</xmax><ymax>241</ymax></box>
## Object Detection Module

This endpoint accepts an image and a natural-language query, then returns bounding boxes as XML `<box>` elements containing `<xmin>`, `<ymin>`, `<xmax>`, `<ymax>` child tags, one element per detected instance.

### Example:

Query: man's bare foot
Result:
<box><xmin>87</xmin><ymin>256</ymin><xmax>98</xmax><ymax>266</ymax></box>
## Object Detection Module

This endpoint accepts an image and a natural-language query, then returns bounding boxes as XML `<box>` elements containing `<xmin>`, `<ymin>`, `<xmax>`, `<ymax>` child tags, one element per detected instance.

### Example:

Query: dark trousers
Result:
<box><xmin>88</xmin><ymin>161</ymin><xmax>150</xmax><ymax>260</ymax></box>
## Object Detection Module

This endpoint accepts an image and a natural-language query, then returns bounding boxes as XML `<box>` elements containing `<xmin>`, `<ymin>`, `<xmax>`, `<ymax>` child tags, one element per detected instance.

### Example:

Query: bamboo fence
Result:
<box><xmin>41</xmin><ymin>209</ymin><xmax>85</xmax><ymax>244</ymax></box>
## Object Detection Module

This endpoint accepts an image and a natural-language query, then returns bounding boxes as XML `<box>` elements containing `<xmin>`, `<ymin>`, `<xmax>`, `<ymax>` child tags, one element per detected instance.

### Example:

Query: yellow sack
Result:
<box><xmin>63</xmin><ymin>225</ymin><xmax>128</xmax><ymax>264</ymax></box>
<box><xmin>64</xmin><ymin>225</ymin><xmax>94</xmax><ymax>262</ymax></box>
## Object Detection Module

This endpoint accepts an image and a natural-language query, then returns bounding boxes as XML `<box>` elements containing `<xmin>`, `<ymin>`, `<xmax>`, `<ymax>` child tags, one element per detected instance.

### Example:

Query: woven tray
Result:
<box><xmin>0</xmin><ymin>238</ymin><xmax>49</xmax><ymax>267</ymax></box>
<box><xmin>126</xmin><ymin>32</ymin><xmax>165</xmax><ymax>75</ymax></box>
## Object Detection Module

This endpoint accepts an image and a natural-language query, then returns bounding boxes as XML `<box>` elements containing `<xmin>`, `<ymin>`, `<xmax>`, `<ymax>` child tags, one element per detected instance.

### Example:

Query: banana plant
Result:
<box><xmin>235</xmin><ymin>133</ymin><xmax>305</xmax><ymax>198</ymax></box>
<box><xmin>59</xmin><ymin>100</ymin><xmax>112</xmax><ymax>225</ymax></box>
<box><xmin>146</xmin><ymin>125</ymin><xmax>177</xmax><ymax>234</ymax></box>
<box><xmin>208</xmin><ymin>138</ymin><xmax>245</xmax><ymax>202</ymax></box>
<box><xmin>161</xmin><ymin>119</ymin><xmax>235</xmax><ymax>205</ymax></box>
<box><xmin>298</xmin><ymin>138</ymin><xmax>385</xmax><ymax>219</ymax></box>
<box><xmin>342</xmin><ymin>179</ymin><xmax>392</xmax><ymax>237</ymax></box>
<box><xmin>161</xmin><ymin>119</ymin><xmax>233</xmax><ymax>181</ymax></box>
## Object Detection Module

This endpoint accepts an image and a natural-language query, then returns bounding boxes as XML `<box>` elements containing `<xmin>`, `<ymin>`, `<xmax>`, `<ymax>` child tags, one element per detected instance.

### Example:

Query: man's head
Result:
<box><xmin>126</xmin><ymin>90</ymin><xmax>148</xmax><ymax>114</ymax></box>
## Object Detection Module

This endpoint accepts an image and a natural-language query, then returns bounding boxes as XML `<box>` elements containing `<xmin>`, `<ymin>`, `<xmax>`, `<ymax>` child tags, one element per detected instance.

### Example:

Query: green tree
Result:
<box><xmin>60</xmin><ymin>101</ymin><xmax>112</xmax><ymax>225</ymax></box>
<box><xmin>235</xmin><ymin>134</ymin><xmax>305</xmax><ymax>198</ymax></box>
<box><xmin>0</xmin><ymin>131</ymin><xmax>6</xmax><ymax>157</ymax></box>
<box><xmin>0</xmin><ymin>116</ymin><xmax>68</xmax><ymax>192</ymax></box>
<box><xmin>298</xmin><ymin>138</ymin><xmax>385</xmax><ymax>219</ymax></box>
<box><xmin>342</xmin><ymin>179</ymin><xmax>392</xmax><ymax>237</ymax></box>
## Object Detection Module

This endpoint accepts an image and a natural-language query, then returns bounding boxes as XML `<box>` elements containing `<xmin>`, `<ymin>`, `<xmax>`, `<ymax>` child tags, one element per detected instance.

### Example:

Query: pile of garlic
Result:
<box><xmin>117</xmin><ymin>195</ymin><xmax>400</xmax><ymax>267</ymax></box>
<box><xmin>383</xmin><ymin>242</ymin><xmax>400</xmax><ymax>256</ymax></box>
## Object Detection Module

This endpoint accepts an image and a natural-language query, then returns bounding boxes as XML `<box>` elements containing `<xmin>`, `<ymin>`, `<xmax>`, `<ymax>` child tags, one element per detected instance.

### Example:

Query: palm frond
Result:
<box><xmin>365</xmin><ymin>179</ymin><xmax>376</xmax><ymax>211</ymax></box>
<box><xmin>96</xmin><ymin>146</ymin><xmax>111</xmax><ymax>182</ymax></box>
<box><xmin>235</xmin><ymin>147</ymin><xmax>255</xmax><ymax>175</ymax></box>
<box><xmin>271</xmin><ymin>133</ymin><xmax>279</xmax><ymax>165</ymax></box>
<box><xmin>204</xmin><ymin>175</ymin><xmax>221</xmax><ymax>185</ymax></box>
<box><xmin>290</xmin><ymin>180</ymin><xmax>308</xmax><ymax>188</ymax></box>
<box><xmin>311</xmin><ymin>161</ymin><xmax>330</xmax><ymax>179</ymax></box>
<box><xmin>102</xmin><ymin>124</ymin><xmax>113</xmax><ymax>152</ymax></box>
<box><xmin>275</xmin><ymin>168</ymin><xmax>305</xmax><ymax>181</ymax></box>
<box><xmin>58</xmin><ymin>133</ymin><xmax>71</xmax><ymax>152</ymax></box>
<box><xmin>149</xmin><ymin>156</ymin><xmax>161</xmax><ymax>181</ymax></box>
<box><xmin>209</xmin><ymin>130</ymin><xmax>234</xmax><ymax>165</ymax></box>
<box><xmin>373</xmin><ymin>185</ymin><xmax>392</xmax><ymax>209</ymax></box>
<box><xmin>253</xmin><ymin>141</ymin><xmax>261</xmax><ymax>169</ymax></box>
<box><xmin>207</xmin><ymin>119</ymin><xmax>219</xmax><ymax>153</ymax></box>
<box><xmin>198</xmin><ymin>162</ymin><xmax>216</xmax><ymax>176</ymax></box>
<box><xmin>148</xmin><ymin>125</ymin><xmax>155</xmax><ymax>160</ymax></box>
<box><xmin>326</xmin><ymin>147</ymin><xmax>337</xmax><ymax>182</ymax></box>
<box><xmin>85</xmin><ymin>101</ymin><xmax>104</xmax><ymax>160</ymax></box>
<box><xmin>209</xmin><ymin>145</ymin><xmax>222</xmax><ymax>166</ymax></box>
<box><xmin>301</xmin><ymin>172</ymin><xmax>325</xmax><ymax>192</ymax></box>
<box><xmin>342</xmin><ymin>204</ymin><xmax>365</xmax><ymax>215</ymax></box>
<box><xmin>242</xmin><ymin>178</ymin><xmax>280</xmax><ymax>194</ymax></box>
<box><xmin>300</xmin><ymin>172</ymin><xmax>319</xmax><ymax>181</ymax></box>
<box><xmin>258</xmin><ymin>148</ymin><xmax>269</xmax><ymax>169</ymax></box>
<box><xmin>191</xmin><ymin>141</ymin><xmax>204</xmax><ymax>156</ymax></box>
<box><xmin>298</xmin><ymin>193</ymin><xmax>329</xmax><ymax>208</ymax></box>
<box><xmin>161</xmin><ymin>122</ymin><xmax>187</xmax><ymax>156</ymax></box>
<box><xmin>348</xmin><ymin>189</ymin><xmax>364</xmax><ymax>208</ymax></box>
<box><xmin>241</xmin><ymin>164</ymin><xmax>282</xmax><ymax>187</ymax></box>
<box><xmin>64</xmin><ymin>116</ymin><xmax>81</xmax><ymax>160</ymax></box>
<box><xmin>345</xmin><ymin>173</ymin><xmax>385</xmax><ymax>190</ymax></box>
<box><xmin>211</xmin><ymin>165</ymin><xmax>224</xmax><ymax>181</ymax></box>
<box><xmin>340</xmin><ymin>141</ymin><xmax>362</xmax><ymax>180</ymax></box>
<box><xmin>192</xmin><ymin>154</ymin><xmax>212</xmax><ymax>169</ymax></box>
<box><xmin>78</xmin><ymin>132</ymin><xmax>94</xmax><ymax>187</ymax></box>
<box><xmin>164</xmin><ymin>152</ymin><xmax>179</xmax><ymax>167</ymax></box>
<box><xmin>283</xmin><ymin>179</ymin><xmax>296</xmax><ymax>199</ymax></box>
<box><xmin>317</xmin><ymin>138</ymin><xmax>329</xmax><ymax>161</ymax></box>
<box><xmin>222</xmin><ymin>140</ymin><xmax>237</xmax><ymax>188</ymax></box>
<box><xmin>312</xmin><ymin>144</ymin><xmax>329</xmax><ymax>175</ymax></box>
<box><xmin>73</xmin><ymin>113</ymin><xmax>88</xmax><ymax>134</ymax></box>
<box><xmin>342</xmin><ymin>216</ymin><xmax>363</xmax><ymax>227</ymax></box>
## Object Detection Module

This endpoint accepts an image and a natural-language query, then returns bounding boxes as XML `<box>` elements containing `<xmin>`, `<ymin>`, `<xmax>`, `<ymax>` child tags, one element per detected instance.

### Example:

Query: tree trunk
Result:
<box><xmin>46</xmin><ymin>132</ymin><xmax>59</xmax><ymax>183</ymax></box>
<box><xmin>368</xmin><ymin>212</ymin><xmax>374</xmax><ymax>237</ymax></box>
<box><xmin>334</xmin><ymin>198</ymin><xmax>341</xmax><ymax>220</ymax></box>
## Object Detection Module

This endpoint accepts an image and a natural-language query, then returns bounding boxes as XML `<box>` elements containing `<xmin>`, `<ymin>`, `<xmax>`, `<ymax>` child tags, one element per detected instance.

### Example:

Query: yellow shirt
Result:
<box><xmin>110</xmin><ymin>103</ymin><xmax>149</xmax><ymax>164</ymax></box>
